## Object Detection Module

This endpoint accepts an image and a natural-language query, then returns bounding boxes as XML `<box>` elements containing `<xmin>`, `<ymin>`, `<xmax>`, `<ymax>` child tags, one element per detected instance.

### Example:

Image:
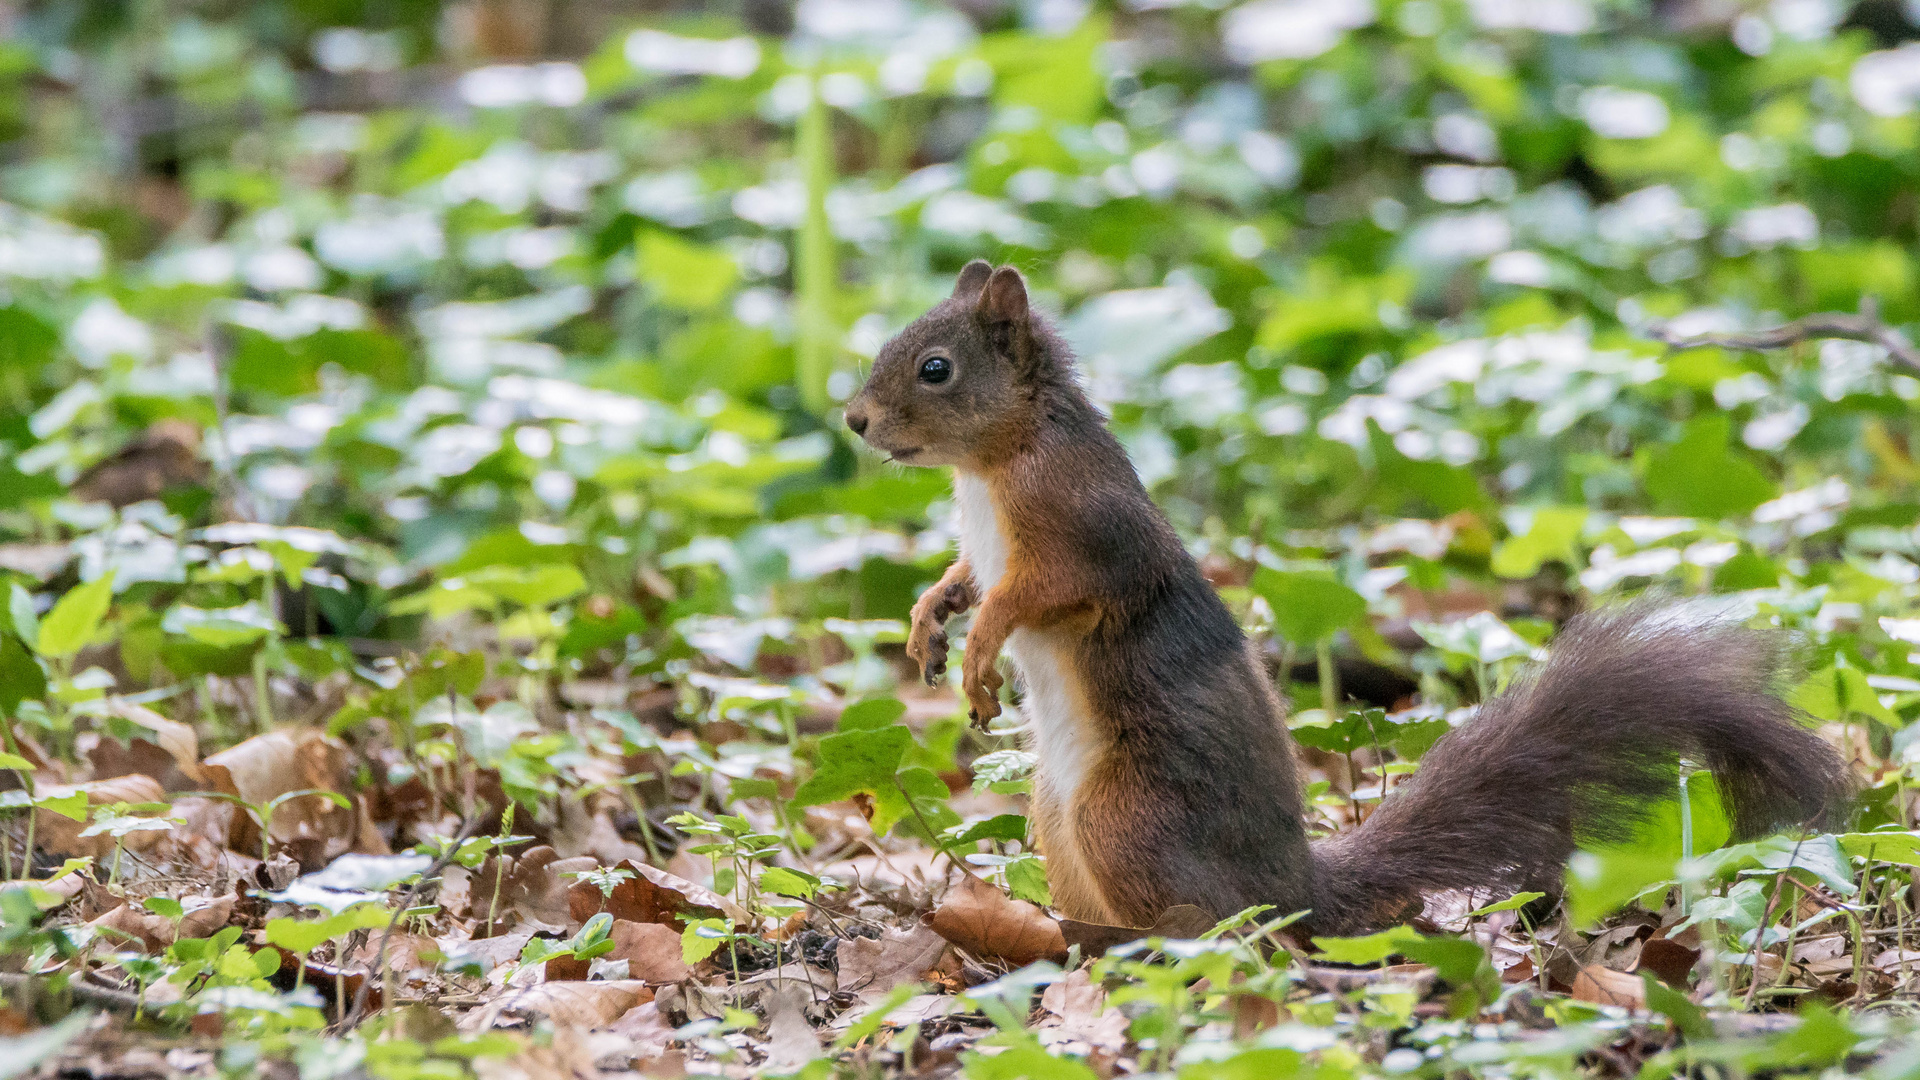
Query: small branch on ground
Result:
<box><xmin>1647</xmin><ymin>299</ymin><xmax>1920</xmax><ymax>374</ymax></box>
<box><xmin>0</xmin><ymin>971</ymin><xmax>140</xmax><ymax>1014</ymax></box>
<box><xmin>340</xmin><ymin>814</ymin><xmax>483</xmax><ymax>1029</ymax></box>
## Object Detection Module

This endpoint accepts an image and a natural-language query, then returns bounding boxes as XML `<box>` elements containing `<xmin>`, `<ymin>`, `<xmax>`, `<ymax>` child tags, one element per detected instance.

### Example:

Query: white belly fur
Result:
<box><xmin>951</xmin><ymin>472</ymin><xmax>1101</xmax><ymax>815</ymax></box>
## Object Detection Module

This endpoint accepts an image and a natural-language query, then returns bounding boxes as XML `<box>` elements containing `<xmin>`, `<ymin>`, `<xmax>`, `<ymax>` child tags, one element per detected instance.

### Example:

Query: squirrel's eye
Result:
<box><xmin>918</xmin><ymin>355</ymin><xmax>952</xmax><ymax>385</ymax></box>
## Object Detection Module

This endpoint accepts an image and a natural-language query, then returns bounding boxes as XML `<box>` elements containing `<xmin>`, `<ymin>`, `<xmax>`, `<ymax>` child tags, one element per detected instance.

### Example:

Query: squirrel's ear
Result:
<box><xmin>976</xmin><ymin>266</ymin><xmax>1036</xmax><ymax>373</ymax></box>
<box><xmin>977</xmin><ymin>266</ymin><xmax>1029</xmax><ymax>327</ymax></box>
<box><xmin>952</xmin><ymin>259</ymin><xmax>993</xmax><ymax>301</ymax></box>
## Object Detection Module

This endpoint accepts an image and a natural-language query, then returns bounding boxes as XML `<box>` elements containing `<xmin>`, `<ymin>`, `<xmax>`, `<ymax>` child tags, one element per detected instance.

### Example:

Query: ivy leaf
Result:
<box><xmin>1251</xmin><ymin>569</ymin><xmax>1366</xmax><ymax>645</ymax></box>
<box><xmin>790</xmin><ymin>725</ymin><xmax>911</xmax><ymax>810</ymax></box>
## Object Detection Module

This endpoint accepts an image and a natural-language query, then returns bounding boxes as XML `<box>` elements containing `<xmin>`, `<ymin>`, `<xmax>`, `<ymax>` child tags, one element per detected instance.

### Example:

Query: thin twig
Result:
<box><xmin>340</xmin><ymin>814</ymin><xmax>483</xmax><ymax>1028</ymax></box>
<box><xmin>0</xmin><ymin>970</ymin><xmax>140</xmax><ymax>1013</ymax></box>
<box><xmin>1648</xmin><ymin>300</ymin><xmax>1920</xmax><ymax>374</ymax></box>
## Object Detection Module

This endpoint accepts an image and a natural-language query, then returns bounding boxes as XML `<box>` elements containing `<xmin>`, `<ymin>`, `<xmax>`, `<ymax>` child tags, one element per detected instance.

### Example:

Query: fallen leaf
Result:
<box><xmin>1037</xmin><ymin>969</ymin><xmax>1128</xmax><ymax>1057</ymax></box>
<box><xmin>1635</xmin><ymin>937</ymin><xmax>1701</xmax><ymax>987</ymax></box>
<box><xmin>761</xmin><ymin>984</ymin><xmax>822</xmax><ymax>1072</ymax></box>
<box><xmin>202</xmin><ymin>729</ymin><xmax>358</xmax><ymax>859</ymax></box>
<box><xmin>566</xmin><ymin>859</ymin><xmax>737</xmax><ymax>928</ymax></box>
<box><xmin>608</xmin><ymin>919</ymin><xmax>692</xmax><ymax>983</ymax></box>
<box><xmin>1570</xmin><ymin>964</ymin><xmax>1645</xmax><ymax>1008</ymax></box>
<box><xmin>928</xmin><ymin>873</ymin><xmax>1066</xmax><ymax>967</ymax></box>
<box><xmin>90</xmin><ymin>893</ymin><xmax>234</xmax><ymax>953</ymax></box>
<box><xmin>1058</xmin><ymin>904</ymin><xmax>1215</xmax><ymax>957</ymax></box>
<box><xmin>464</xmin><ymin>980</ymin><xmax>654</xmax><ymax>1032</ymax></box>
<box><xmin>835</xmin><ymin>924</ymin><xmax>949</xmax><ymax>1004</ymax></box>
<box><xmin>35</xmin><ymin>774</ymin><xmax>167</xmax><ymax>858</ymax></box>
<box><xmin>471</xmin><ymin>846</ymin><xmax>592</xmax><ymax>929</ymax></box>
<box><xmin>608</xmin><ymin>1001</ymin><xmax>679</xmax><ymax>1066</ymax></box>
<box><xmin>103</xmin><ymin>699</ymin><xmax>204</xmax><ymax>788</ymax></box>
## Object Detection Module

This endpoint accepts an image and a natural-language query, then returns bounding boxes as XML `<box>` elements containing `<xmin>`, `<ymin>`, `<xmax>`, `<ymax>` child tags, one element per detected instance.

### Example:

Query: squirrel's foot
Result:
<box><xmin>962</xmin><ymin>662</ymin><xmax>1003</xmax><ymax>727</ymax></box>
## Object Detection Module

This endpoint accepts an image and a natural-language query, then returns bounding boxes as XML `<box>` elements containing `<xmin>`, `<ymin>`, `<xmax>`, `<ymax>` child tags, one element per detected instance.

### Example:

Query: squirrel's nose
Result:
<box><xmin>845</xmin><ymin>405</ymin><xmax>869</xmax><ymax>436</ymax></box>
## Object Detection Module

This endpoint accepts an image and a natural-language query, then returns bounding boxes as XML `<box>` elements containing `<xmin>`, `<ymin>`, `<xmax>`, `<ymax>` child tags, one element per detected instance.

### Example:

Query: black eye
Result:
<box><xmin>918</xmin><ymin>355</ymin><xmax>952</xmax><ymax>384</ymax></box>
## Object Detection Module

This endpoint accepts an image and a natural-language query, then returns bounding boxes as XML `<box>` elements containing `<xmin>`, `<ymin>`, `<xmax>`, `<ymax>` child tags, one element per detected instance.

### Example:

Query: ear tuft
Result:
<box><xmin>977</xmin><ymin>266</ymin><xmax>1029</xmax><ymax>328</ymax></box>
<box><xmin>951</xmin><ymin>260</ymin><xmax>993</xmax><ymax>302</ymax></box>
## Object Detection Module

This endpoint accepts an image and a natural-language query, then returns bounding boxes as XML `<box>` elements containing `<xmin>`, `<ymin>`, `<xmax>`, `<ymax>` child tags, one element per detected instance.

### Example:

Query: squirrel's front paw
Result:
<box><xmin>963</xmin><ymin>660</ymin><xmax>1003</xmax><ymax>727</ymax></box>
<box><xmin>906</xmin><ymin>581</ymin><xmax>971</xmax><ymax>686</ymax></box>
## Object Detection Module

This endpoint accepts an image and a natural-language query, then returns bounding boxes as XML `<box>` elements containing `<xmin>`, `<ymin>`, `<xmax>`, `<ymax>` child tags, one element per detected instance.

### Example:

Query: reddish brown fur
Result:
<box><xmin>846</xmin><ymin>260</ymin><xmax>1854</xmax><ymax>933</ymax></box>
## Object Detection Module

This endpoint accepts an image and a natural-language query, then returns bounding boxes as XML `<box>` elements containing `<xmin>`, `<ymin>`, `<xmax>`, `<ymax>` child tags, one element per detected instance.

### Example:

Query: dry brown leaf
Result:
<box><xmin>608</xmin><ymin>1001</ymin><xmax>679</xmax><ymax>1065</ymax></box>
<box><xmin>90</xmin><ymin>894</ymin><xmax>234</xmax><ymax>953</ymax></box>
<box><xmin>550</xmin><ymin>795</ymin><xmax>651</xmax><ymax>866</ymax></box>
<box><xmin>835</xmin><ymin>924</ymin><xmax>949</xmax><ymax>1004</ymax></box>
<box><xmin>761</xmin><ymin>984</ymin><xmax>822</xmax><ymax>1072</ymax></box>
<box><xmin>928</xmin><ymin>873</ymin><xmax>1066</xmax><ymax>967</ymax></box>
<box><xmin>1569</xmin><ymin>964</ymin><xmax>1645</xmax><ymax>1008</ymax></box>
<box><xmin>1635</xmin><ymin>937</ymin><xmax>1701</xmax><ymax>986</ymax></box>
<box><xmin>1037</xmin><ymin>969</ymin><xmax>1129</xmax><ymax>1057</ymax></box>
<box><xmin>103</xmin><ymin>699</ymin><xmax>204</xmax><ymax>788</ymax></box>
<box><xmin>1058</xmin><ymin>904</ymin><xmax>1214</xmax><ymax>958</ymax></box>
<box><xmin>607</xmin><ymin>919</ymin><xmax>691</xmax><ymax>984</ymax></box>
<box><xmin>201</xmin><ymin>729</ymin><xmax>357</xmax><ymax>858</ymax></box>
<box><xmin>470</xmin><ymin>846</ymin><xmax>591</xmax><ymax>930</ymax></box>
<box><xmin>35</xmin><ymin>774</ymin><xmax>167</xmax><ymax>858</ymax></box>
<box><xmin>566</xmin><ymin>859</ymin><xmax>736</xmax><ymax>928</ymax></box>
<box><xmin>465</xmin><ymin>979</ymin><xmax>654</xmax><ymax>1032</ymax></box>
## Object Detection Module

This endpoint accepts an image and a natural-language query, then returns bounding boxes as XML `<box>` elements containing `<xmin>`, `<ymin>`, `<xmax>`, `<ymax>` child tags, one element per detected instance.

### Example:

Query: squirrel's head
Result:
<box><xmin>845</xmin><ymin>260</ymin><xmax>1043</xmax><ymax>469</ymax></box>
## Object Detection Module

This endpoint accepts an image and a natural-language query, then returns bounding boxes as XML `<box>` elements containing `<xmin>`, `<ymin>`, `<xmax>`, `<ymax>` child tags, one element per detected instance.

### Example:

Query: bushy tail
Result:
<box><xmin>1308</xmin><ymin>604</ymin><xmax>1854</xmax><ymax>934</ymax></box>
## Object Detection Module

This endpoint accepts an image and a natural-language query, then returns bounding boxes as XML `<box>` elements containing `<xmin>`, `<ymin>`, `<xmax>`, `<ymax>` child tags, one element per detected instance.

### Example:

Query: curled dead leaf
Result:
<box><xmin>565</xmin><ymin>859</ymin><xmax>738</xmax><ymax>928</ymax></box>
<box><xmin>470</xmin><ymin>846</ymin><xmax>591</xmax><ymax>930</ymax></box>
<box><xmin>835</xmin><ymin>924</ymin><xmax>949</xmax><ymax>1005</ymax></box>
<box><xmin>103</xmin><ymin>699</ymin><xmax>204</xmax><ymax>788</ymax></box>
<box><xmin>35</xmin><ymin>774</ymin><xmax>167</xmax><ymax>858</ymax></box>
<box><xmin>202</xmin><ymin>729</ymin><xmax>359</xmax><ymax>860</ymax></box>
<box><xmin>91</xmin><ymin>893</ymin><xmax>234</xmax><ymax>953</ymax></box>
<box><xmin>1570</xmin><ymin>963</ymin><xmax>1645</xmax><ymax>1008</ymax></box>
<box><xmin>464</xmin><ymin>979</ymin><xmax>654</xmax><ymax>1032</ymax></box>
<box><xmin>928</xmin><ymin>873</ymin><xmax>1066</xmax><ymax>968</ymax></box>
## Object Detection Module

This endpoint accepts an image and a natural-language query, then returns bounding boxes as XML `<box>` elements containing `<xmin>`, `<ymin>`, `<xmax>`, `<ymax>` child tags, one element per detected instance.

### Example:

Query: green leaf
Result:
<box><xmin>1491</xmin><ymin>507</ymin><xmax>1587</xmax><ymax>579</ymax></box>
<box><xmin>1837</xmin><ymin>831</ymin><xmax>1920</xmax><ymax>866</ymax></box>
<box><xmin>791</xmin><ymin>725</ymin><xmax>912</xmax><ymax>809</ymax></box>
<box><xmin>1642</xmin><ymin>972</ymin><xmax>1709</xmax><ymax>1039</ymax></box>
<box><xmin>637</xmin><ymin>231</ymin><xmax>738</xmax><ymax>311</ymax></box>
<box><xmin>838</xmin><ymin>698</ymin><xmax>907</xmax><ymax>731</ymax></box>
<box><xmin>1311</xmin><ymin>925</ymin><xmax>1422</xmax><ymax>965</ymax></box>
<box><xmin>34</xmin><ymin>791</ymin><xmax>89</xmax><ymax>822</ymax></box>
<box><xmin>758</xmin><ymin>867</ymin><xmax>820</xmax><ymax>900</ymax></box>
<box><xmin>1565</xmin><ymin>848</ymin><xmax>1678</xmax><ymax>927</ymax></box>
<box><xmin>0</xmin><ymin>753</ymin><xmax>34</xmax><ymax>772</ymax></box>
<box><xmin>1004</xmin><ymin>853</ymin><xmax>1051</xmax><ymax>906</ymax></box>
<box><xmin>142</xmin><ymin>896</ymin><xmax>184</xmax><ymax>920</ymax></box>
<box><xmin>1793</xmin><ymin>665</ymin><xmax>1899</xmax><ymax>727</ymax></box>
<box><xmin>1469</xmin><ymin>891</ymin><xmax>1546</xmax><ymax>917</ymax></box>
<box><xmin>1250</xmin><ymin>569</ymin><xmax>1367</xmax><ymax>645</ymax></box>
<box><xmin>34</xmin><ymin>574</ymin><xmax>113</xmax><ymax>660</ymax></box>
<box><xmin>1644</xmin><ymin>414</ymin><xmax>1777</xmax><ymax>518</ymax></box>
<box><xmin>0</xmin><ymin>634</ymin><xmax>43</xmax><ymax>717</ymax></box>
<box><xmin>6</xmin><ymin>584</ymin><xmax>38</xmax><ymax>652</ymax></box>
<box><xmin>681</xmin><ymin>917</ymin><xmax>730</xmax><ymax>964</ymax></box>
<box><xmin>952</xmin><ymin>814</ymin><xmax>1030</xmax><ymax>846</ymax></box>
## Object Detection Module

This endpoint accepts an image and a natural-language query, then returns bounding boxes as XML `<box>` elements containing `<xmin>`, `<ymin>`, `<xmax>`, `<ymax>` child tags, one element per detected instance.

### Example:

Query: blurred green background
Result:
<box><xmin>5</xmin><ymin>0</ymin><xmax>1920</xmax><ymax>720</ymax></box>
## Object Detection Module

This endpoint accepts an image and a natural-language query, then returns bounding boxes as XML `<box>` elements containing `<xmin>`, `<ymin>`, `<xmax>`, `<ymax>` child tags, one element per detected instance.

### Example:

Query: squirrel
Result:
<box><xmin>843</xmin><ymin>260</ymin><xmax>1855</xmax><ymax>934</ymax></box>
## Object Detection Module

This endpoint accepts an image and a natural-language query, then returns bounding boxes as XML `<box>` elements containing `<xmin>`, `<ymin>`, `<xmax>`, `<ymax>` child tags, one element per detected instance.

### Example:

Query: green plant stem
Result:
<box><xmin>252</xmin><ymin>648</ymin><xmax>272</xmax><ymax>733</ymax></box>
<box><xmin>794</xmin><ymin>70</ymin><xmax>837</xmax><ymax>415</ymax></box>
